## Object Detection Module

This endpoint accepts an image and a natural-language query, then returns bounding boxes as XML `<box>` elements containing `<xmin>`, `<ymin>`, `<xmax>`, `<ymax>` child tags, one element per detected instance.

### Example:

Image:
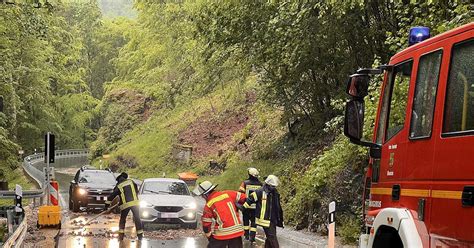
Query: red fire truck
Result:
<box><xmin>344</xmin><ymin>23</ymin><xmax>473</xmax><ymax>247</ymax></box>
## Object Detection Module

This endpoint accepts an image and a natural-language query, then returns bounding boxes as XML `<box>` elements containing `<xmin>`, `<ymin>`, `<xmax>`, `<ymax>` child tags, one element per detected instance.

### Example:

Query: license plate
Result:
<box><xmin>96</xmin><ymin>196</ymin><xmax>102</xmax><ymax>201</ymax></box>
<box><xmin>160</xmin><ymin>213</ymin><xmax>178</xmax><ymax>218</ymax></box>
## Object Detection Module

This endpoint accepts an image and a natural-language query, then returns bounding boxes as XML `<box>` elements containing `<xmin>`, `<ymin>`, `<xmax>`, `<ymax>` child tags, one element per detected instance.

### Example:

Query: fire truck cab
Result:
<box><xmin>344</xmin><ymin>23</ymin><xmax>473</xmax><ymax>247</ymax></box>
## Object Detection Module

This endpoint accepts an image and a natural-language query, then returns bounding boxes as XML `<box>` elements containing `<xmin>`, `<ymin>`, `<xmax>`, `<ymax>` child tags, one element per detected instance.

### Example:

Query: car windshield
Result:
<box><xmin>142</xmin><ymin>181</ymin><xmax>190</xmax><ymax>196</ymax></box>
<box><xmin>79</xmin><ymin>171</ymin><xmax>116</xmax><ymax>185</ymax></box>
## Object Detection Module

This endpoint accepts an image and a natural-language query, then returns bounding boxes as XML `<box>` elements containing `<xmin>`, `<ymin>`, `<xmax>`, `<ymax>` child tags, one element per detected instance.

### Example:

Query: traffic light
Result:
<box><xmin>44</xmin><ymin>133</ymin><xmax>55</xmax><ymax>163</ymax></box>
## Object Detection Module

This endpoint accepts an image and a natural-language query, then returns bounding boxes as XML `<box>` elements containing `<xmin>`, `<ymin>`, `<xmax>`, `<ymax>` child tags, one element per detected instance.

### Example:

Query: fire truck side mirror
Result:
<box><xmin>344</xmin><ymin>99</ymin><xmax>364</xmax><ymax>141</ymax></box>
<box><xmin>344</xmin><ymin>99</ymin><xmax>381</xmax><ymax>158</ymax></box>
<box><xmin>346</xmin><ymin>74</ymin><xmax>369</xmax><ymax>98</ymax></box>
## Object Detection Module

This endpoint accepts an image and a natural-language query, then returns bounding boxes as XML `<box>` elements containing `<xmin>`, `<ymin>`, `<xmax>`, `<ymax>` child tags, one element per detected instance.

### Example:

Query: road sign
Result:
<box><xmin>43</xmin><ymin>167</ymin><xmax>55</xmax><ymax>181</ymax></box>
<box><xmin>44</xmin><ymin>133</ymin><xmax>55</xmax><ymax>164</ymax></box>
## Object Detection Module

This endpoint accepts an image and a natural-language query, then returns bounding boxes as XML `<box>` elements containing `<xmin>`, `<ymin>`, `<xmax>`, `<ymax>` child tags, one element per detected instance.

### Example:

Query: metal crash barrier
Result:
<box><xmin>0</xmin><ymin>149</ymin><xmax>89</xmax><ymax>247</ymax></box>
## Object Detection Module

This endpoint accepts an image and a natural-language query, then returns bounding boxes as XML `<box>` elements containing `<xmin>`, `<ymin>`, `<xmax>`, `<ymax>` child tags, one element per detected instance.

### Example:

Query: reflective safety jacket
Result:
<box><xmin>244</xmin><ymin>185</ymin><xmax>284</xmax><ymax>228</ymax></box>
<box><xmin>239</xmin><ymin>177</ymin><xmax>262</xmax><ymax>209</ymax></box>
<box><xmin>106</xmin><ymin>179</ymin><xmax>139</xmax><ymax>210</ymax></box>
<box><xmin>202</xmin><ymin>190</ymin><xmax>247</xmax><ymax>240</ymax></box>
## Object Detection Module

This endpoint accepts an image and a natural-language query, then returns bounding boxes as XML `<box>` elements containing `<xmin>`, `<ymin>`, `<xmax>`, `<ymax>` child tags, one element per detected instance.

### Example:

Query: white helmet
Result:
<box><xmin>248</xmin><ymin>167</ymin><xmax>259</xmax><ymax>177</ymax></box>
<box><xmin>265</xmin><ymin>175</ymin><xmax>280</xmax><ymax>187</ymax></box>
<box><xmin>193</xmin><ymin>181</ymin><xmax>217</xmax><ymax>196</ymax></box>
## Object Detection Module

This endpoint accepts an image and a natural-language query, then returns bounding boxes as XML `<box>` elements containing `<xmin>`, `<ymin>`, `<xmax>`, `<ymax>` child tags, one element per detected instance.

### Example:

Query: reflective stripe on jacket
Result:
<box><xmin>238</xmin><ymin>178</ymin><xmax>262</xmax><ymax>209</ymax></box>
<box><xmin>107</xmin><ymin>179</ymin><xmax>139</xmax><ymax>210</ymax></box>
<box><xmin>243</xmin><ymin>186</ymin><xmax>284</xmax><ymax>228</ymax></box>
<box><xmin>202</xmin><ymin>190</ymin><xmax>247</xmax><ymax>240</ymax></box>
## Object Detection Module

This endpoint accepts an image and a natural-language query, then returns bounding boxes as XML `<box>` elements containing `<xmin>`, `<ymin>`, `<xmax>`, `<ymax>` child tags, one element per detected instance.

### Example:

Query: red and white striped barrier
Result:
<box><xmin>49</xmin><ymin>180</ymin><xmax>59</xmax><ymax>206</ymax></box>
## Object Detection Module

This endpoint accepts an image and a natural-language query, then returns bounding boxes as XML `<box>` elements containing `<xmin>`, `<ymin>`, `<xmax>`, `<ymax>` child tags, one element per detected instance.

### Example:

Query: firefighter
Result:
<box><xmin>194</xmin><ymin>181</ymin><xmax>247</xmax><ymax>248</ymax></box>
<box><xmin>238</xmin><ymin>167</ymin><xmax>262</xmax><ymax>242</ymax></box>
<box><xmin>106</xmin><ymin>172</ymin><xmax>143</xmax><ymax>241</ymax></box>
<box><xmin>244</xmin><ymin>175</ymin><xmax>283</xmax><ymax>248</ymax></box>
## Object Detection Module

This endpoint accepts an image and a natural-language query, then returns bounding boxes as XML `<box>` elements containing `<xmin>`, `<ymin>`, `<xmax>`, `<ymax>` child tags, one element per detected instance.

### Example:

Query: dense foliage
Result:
<box><xmin>0</xmin><ymin>2</ymin><xmax>128</xmax><ymax>180</ymax></box>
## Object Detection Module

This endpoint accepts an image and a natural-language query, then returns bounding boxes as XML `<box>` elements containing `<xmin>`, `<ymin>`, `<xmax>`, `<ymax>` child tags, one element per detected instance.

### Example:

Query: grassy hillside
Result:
<box><xmin>93</xmin><ymin>76</ymin><xmax>287</xmax><ymax>182</ymax></box>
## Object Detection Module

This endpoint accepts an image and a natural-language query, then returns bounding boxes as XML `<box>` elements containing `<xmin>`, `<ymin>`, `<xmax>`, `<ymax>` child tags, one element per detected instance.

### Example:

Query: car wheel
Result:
<box><xmin>71</xmin><ymin>198</ymin><xmax>80</xmax><ymax>213</ymax></box>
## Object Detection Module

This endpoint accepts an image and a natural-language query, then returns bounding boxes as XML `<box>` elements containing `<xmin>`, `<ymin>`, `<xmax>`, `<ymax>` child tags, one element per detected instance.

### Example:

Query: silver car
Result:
<box><xmin>139</xmin><ymin>178</ymin><xmax>198</xmax><ymax>229</ymax></box>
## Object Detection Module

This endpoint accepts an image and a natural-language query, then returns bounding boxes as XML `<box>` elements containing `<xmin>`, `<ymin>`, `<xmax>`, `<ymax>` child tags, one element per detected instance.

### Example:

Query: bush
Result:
<box><xmin>282</xmin><ymin>134</ymin><xmax>367</xmax><ymax>236</ymax></box>
<box><xmin>338</xmin><ymin>214</ymin><xmax>362</xmax><ymax>244</ymax></box>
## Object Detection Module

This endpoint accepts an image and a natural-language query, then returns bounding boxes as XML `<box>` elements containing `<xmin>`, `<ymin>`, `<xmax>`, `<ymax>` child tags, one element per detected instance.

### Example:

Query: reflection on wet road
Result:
<box><xmin>59</xmin><ymin>236</ymin><xmax>267</xmax><ymax>248</ymax></box>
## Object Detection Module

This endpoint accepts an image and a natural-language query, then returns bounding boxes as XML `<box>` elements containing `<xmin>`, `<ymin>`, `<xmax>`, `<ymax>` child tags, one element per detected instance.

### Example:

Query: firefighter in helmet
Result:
<box><xmin>244</xmin><ymin>175</ymin><xmax>283</xmax><ymax>248</ymax></box>
<box><xmin>194</xmin><ymin>180</ymin><xmax>247</xmax><ymax>248</ymax></box>
<box><xmin>238</xmin><ymin>167</ymin><xmax>262</xmax><ymax>242</ymax></box>
<box><xmin>106</xmin><ymin>172</ymin><xmax>143</xmax><ymax>241</ymax></box>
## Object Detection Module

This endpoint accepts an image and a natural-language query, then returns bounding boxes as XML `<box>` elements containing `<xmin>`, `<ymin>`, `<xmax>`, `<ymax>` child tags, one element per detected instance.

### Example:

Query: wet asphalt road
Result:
<box><xmin>51</xmin><ymin>167</ymin><xmax>273</xmax><ymax>248</ymax></box>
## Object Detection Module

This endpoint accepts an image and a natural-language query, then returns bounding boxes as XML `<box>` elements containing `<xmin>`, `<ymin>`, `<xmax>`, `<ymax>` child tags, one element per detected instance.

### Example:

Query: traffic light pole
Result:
<box><xmin>46</xmin><ymin>132</ymin><xmax>50</xmax><ymax>205</ymax></box>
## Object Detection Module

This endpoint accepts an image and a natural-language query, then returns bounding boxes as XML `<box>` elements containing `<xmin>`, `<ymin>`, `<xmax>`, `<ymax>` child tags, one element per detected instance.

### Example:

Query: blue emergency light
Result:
<box><xmin>409</xmin><ymin>27</ymin><xmax>430</xmax><ymax>46</ymax></box>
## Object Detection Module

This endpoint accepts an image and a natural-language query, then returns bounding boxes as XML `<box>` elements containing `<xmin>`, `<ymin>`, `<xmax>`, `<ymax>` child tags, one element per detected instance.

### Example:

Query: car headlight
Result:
<box><xmin>185</xmin><ymin>202</ymin><xmax>197</xmax><ymax>209</ymax></box>
<box><xmin>140</xmin><ymin>200</ymin><xmax>153</xmax><ymax>208</ymax></box>
<box><xmin>186</xmin><ymin>212</ymin><xmax>195</xmax><ymax>219</ymax></box>
<box><xmin>78</xmin><ymin>188</ymin><xmax>87</xmax><ymax>195</ymax></box>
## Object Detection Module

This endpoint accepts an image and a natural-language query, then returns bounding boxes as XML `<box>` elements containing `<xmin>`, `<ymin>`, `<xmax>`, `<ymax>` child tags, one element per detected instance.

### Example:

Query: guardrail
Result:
<box><xmin>1</xmin><ymin>210</ymin><xmax>26</xmax><ymax>248</ymax></box>
<box><xmin>2</xmin><ymin>219</ymin><xmax>26</xmax><ymax>248</ymax></box>
<box><xmin>0</xmin><ymin>149</ymin><xmax>89</xmax><ymax>248</ymax></box>
<box><xmin>0</xmin><ymin>190</ymin><xmax>43</xmax><ymax>199</ymax></box>
<box><xmin>22</xmin><ymin>149</ymin><xmax>90</xmax><ymax>189</ymax></box>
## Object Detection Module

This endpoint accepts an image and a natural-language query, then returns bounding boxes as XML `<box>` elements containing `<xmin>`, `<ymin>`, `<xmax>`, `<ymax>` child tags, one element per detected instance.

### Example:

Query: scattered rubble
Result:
<box><xmin>23</xmin><ymin>205</ymin><xmax>57</xmax><ymax>248</ymax></box>
<box><xmin>144</xmin><ymin>228</ymin><xmax>201</xmax><ymax>240</ymax></box>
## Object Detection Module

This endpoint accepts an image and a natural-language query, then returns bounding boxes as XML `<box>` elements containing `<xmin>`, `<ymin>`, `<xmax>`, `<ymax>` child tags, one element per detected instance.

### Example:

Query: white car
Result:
<box><xmin>138</xmin><ymin>178</ymin><xmax>198</xmax><ymax>229</ymax></box>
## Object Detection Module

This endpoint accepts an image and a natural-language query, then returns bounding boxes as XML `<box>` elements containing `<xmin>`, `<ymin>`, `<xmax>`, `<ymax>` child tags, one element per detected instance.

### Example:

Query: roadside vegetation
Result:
<box><xmin>1</xmin><ymin>0</ymin><xmax>471</xmax><ymax>242</ymax></box>
<box><xmin>0</xmin><ymin>1</ymin><xmax>132</xmax><ymax>191</ymax></box>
